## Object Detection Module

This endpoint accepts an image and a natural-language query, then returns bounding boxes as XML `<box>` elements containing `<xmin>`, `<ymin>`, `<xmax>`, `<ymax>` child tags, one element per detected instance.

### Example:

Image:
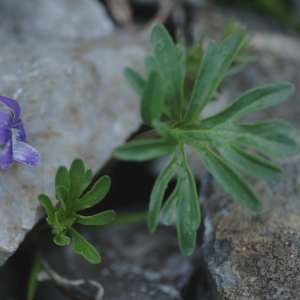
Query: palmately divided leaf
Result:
<box><xmin>114</xmin><ymin>138</ymin><xmax>176</xmax><ymax>161</ymax></box>
<box><xmin>38</xmin><ymin>194</ymin><xmax>55</xmax><ymax>225</ymax></box>
<box><xmin>219</xmin><ymin>145</ymin><xmax>282</xmax><ymax>179</ymax></box>
<box><xmin>194</xmin><ymin>144</ymin><xmax>261</xmax><ymax>211</ymax></box>
<box><xmin>148</xmin><ymin>157</ymin><xmax>177</xmax><ymax>232</ymax></box>
<box><xmin>124</xmin><ymin>67</ymin><xmax>145</xmax><ymax>96</ymax></box>
<box><xmin>151</xmin><ymin>24</ymin><xmax>184</xmax><ymax>118</ymax></box>
<box><xmin>76</xmin><ymin>175</ymin><xmax>111</xmax><ymax>211</ymax></box>
<box><xmin>141</xmin><ymin>71</ymin><xmax>165</xmax><ymax>125</ymax></box>
<box><xmin>76</xmin><ymin>210</ymin><xmax>116</xmax><ymax>226</ymax></box>
<box><xmin>185</xmin><ymin>31</ymin><xmax>246</xmax><ymax>121</ymax></box>
<box><xmin>201</xmin><ymin>82</ymin><xmax>295</xmax><ymax>127</ymax></box>
<box><xmin>70</xmin><ymin>228</ymin><xmax>101</xmax><ymax>264</ymax></box>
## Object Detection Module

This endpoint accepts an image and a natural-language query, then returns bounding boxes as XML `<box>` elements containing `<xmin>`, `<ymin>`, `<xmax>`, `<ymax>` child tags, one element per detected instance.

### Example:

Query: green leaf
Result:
<box><xmin>160</xmin><ymin>182</ymin><xmax>179</xmax><ymax>225</ymax></box>
<box><xmin>151</xmin><ymin>24</ymin><xmax>184</xmax><ymax>118</ymax></box>
<box><xmin>148</xmin><ymin>157</ymin><xmax>177</xmax><ymax>232</ymax></box>
<box><xmin>53</xmin><ymin>233</ymin><xmax>71</xmax><ymax>246</ymax></box>
<box><xmin>114</xmin><ymin>138</ymin><xmax>176</xmax><ymax>162</ymax></box>
<box><xmin>185</xmin><ymin>31</ymin><xmax>246</xmax><ymax>120</ymax></box>
<box><xmin>141</xmin><ymin>71</ymin><xmax>165</xmax><ymax>124</ymax></box>
<box><xmin>55</xmin><ymin>185</ymin><xmax>68</xmax><ymax>210</ymax></box>
<box><xmin>76</xmin><ymin>210</ymin><xmax>116</xmax><ymax>226</ymax></box>
<box><xmin>179</xmin><ymin>149</ymin><xmax>201</xmax><ymax>229</ymax></box>
<box><xmin>124</xmin><ymin>67</ymin><xmax>145</xmax><ymax>96</ymax></box>
<box><xmin>76</xmin><ymin>175</ymin><xmax>111</xmax><ymax>211</ymax></box>
<box><xmin>70</xmin><ymin>228</ymin><xmax>101</xmax><ymax>264</ymax></box>
<box><xmin>38</xmin><ymin>194</ymin><xmax>55</xmax><ymax>225</ymax></box>
<box><xmin>236</xmin><ymin>133</ymin><xmax>300</xmax><ymax>158</ymax></box>
<box><xmin>176</xmin><ymin>196</ymin><xmax>197</xmax><ymax>256</ymax></box>
<box><xmin>219</xmin><ymin>145</ymin><xmax>282</xmax><ymax>179</ymax></box>
<box><xmin>69</xmin><ymin>159</ymin><xmax>85</xmax><ymax>200</ymax></box>
<box><xmin>194</xmin><ymin>144</ymin><xmax>261</xmax><ymax>211</ymax></box>
<box><xmin>55</xmin><ymin>166</ymin><xmax>70</xmax><ymax>190</ymax></box>
<box><xmin>144</xmin><ymin>55</ymin><xmax>158</xmax><ymax>74</ymax></box>
<box><xmin>201</xmin><ymin>82</ymin><xmax>295</xmax><ymax>127</ymax></box>
<box><xmin>83</xmin><ymin>168</ymin><xmax>93</xmax><ymax>190</ymax></box>
<box><xmin>27</xmin><ymin>256</ymin><xmax>41</xmax><ymax>300</ymax></box>
<box><xmin>239</xmin><ymin>119</ymin><xmax>296</xmax><ymax>137</ymax></box>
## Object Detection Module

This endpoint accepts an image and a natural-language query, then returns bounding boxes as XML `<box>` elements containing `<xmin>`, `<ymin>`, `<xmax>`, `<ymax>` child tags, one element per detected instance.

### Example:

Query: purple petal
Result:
<box><xmin>13</xmin><ymin>141</ymin><xmax>40</xmax><ymax>166</ymax></box>
<box><xmin>0</xmin><ymin>96</ymin><xmax>21</xmax><ymax>119</ymax></box>
<box><xmin>0</xmin><ymin>110</ymin><xmax>12</xmax><ymax>127</ymax></box>
<box><xmin>0</xmin><ymin>140</ymin><xmax>13</xmax><ymax>170</ymax></box>
<box><xmin>13</xmin><ymin>120</ymin><xmax>26</xmax><ymax>141</ymax></box>
<box><xmin>0</xmin><ymin>128</ymin><xmax>11</xmax><ymax>145</ymax></box>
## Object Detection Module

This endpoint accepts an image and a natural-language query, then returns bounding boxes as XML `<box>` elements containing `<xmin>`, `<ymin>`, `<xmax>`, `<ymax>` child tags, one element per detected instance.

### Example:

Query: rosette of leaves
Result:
<box><xmin>114</xmin><ymin>24</ymin><xmax>300</xmax><ymax>255</ymax></box>
<box><xmin>38</xmin><ymin>159</ymin><xmax>115</xmax><ymax>264</ymax></box>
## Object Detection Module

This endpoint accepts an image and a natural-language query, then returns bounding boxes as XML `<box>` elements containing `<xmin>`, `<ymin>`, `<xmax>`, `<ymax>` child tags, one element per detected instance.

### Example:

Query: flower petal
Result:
<box><xmin>0</xmin><ymin>128</ymin><xmax>11</xmax><ymax>145</ymax></box>
<box><xmin>13</xmin><ymin>120</ymin><xmax>26</xmax><ymax>141</ymax></box>
<box><xmin>13</xmin><ymin>141</ymin><xmax>40</xmax><ymax>166</ymax></box>
<box><xmin>0</xmin><ymin>96</ymin><xmax>21</xmax><ymax>119</ymax></box>
<box><xmin>0</xmin><ymin>110</ymin><xmax>12</xmax><ymax>127</ymax></box>
<box><xmin>0</xmin><ymin>140</ymin><xmax>13</xmax><ymax>170</ymax></box>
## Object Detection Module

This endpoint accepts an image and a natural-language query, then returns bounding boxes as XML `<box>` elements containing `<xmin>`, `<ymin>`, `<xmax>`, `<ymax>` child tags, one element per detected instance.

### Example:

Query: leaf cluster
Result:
<box><xmin>115</xmin><ymin>24</ymin><xmax>300</xmax><ymax>255</ymax></box>
<box><xmin>38</xmin><ymin>159</ymin><xmax>115</xmax><ymax>264</ymax></box>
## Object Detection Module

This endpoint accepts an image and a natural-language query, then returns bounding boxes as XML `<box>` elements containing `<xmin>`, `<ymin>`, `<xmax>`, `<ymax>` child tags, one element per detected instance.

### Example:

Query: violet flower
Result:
<box><xmin>0</xmin><ymin>96</ymin><xmax>40</xmax><ymax>170</ymax></box>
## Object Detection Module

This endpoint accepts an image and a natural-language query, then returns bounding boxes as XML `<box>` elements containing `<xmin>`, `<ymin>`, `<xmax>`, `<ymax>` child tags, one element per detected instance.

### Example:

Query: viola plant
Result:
<box><xmin>114</xmin><ymin>24</ymin><xmax>300</xmax><ymax>255</ymax></box>
<box><xmin>0</xmin><ymin>96</ymin><xmax>40</xmax><ymax>170</ymax></box>
<box><xmin>38</xmin><ymin>158</ymin><xmax>115</xmax><ymax>264</ymax></box>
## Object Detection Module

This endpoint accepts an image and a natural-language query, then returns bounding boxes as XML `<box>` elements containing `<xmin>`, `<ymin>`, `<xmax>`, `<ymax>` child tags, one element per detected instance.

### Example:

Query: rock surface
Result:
<box><xmin>0</xmin><ymin>0</ymin><xmax>113</xmax><ymax>40</ymax></box>
<box><xmin>0</xmin><ymin>1</ymin><xmax>143</xmax><ymax>265</ymax></box>
<box><xmin>206</xmin><ymin>156</ymin><xmax>300</xmax><ymax>300</ymax></box>
<box><xmin>40</xmin><ymin>224</ymin><xmax>193</xmax><ymax>300</ymax></box>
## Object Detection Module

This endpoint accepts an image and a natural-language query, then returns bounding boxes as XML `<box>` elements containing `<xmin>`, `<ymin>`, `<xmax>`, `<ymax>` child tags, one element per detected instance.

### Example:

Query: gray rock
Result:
<box><xmin>207</xmin><ymin>156</ymin><xmax>300</xmax><ymax>300</ymax></box>
<box><xmin>0</xmin><ymin>0</ymin><xmax>114</xmax><ymax>40</ymax></box>
<box><xmin>41</xmin><ymin>224</ymin><xmax>189</xmax><ymax>300</ymax></box>
<box><xmin>0</xmin><ymin>3</ymin><xmax>144</xmax><ymax>264</ymax></box>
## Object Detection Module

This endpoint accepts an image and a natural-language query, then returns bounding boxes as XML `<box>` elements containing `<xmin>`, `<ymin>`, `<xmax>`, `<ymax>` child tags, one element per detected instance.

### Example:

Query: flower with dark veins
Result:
<box><xmin>0</xmin><ymin>96</ymin><xmax>40</xmax><ymax>170</ymax></box>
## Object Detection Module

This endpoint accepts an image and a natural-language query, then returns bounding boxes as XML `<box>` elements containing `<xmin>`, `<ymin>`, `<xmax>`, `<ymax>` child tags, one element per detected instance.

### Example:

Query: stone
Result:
<box><xmin>39</xmin><ymin>224</ymin><xmax>190</xmax><ymax>300</ymax></box>
<box><xmin>0</xmin><ymin>2</ymin><xmax>144</xmax><ymax>264</ymax></box>
<box><xmin>206</xmin><ymin>156</ymin><xmax>300</xmax><ymax>300</ymax></box>
<box><xmin>0</xmin><ymin>0</ymin><xmax>114</xmax><ymax>40</ymax></box>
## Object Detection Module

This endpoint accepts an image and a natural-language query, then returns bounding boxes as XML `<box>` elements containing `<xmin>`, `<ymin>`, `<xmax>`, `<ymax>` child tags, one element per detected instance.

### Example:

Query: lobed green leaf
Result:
<box><xmin>148</xmin><ymin>157</ymin><xmax>177</xmax><ymax>232</ymax></box>
<box><xmin>70</xmin><ymin>228</ymin><xmax>101</xmax><ymax>264</ymax></box>
<box><xmin>141</xmin><ymin>71</ymin><xmax>165</xmax><ymax>124</ymax></box>
<box><xmin>124</xmin><ymin>67</ymin><xmax>145</xmax><ymax>96</ymax></box>
<box><xmin>76</xmin><ymin>175</ymin><xmax>111</xmax><ymax>211</ymax></box>
<box><xmin>69</xmin><ymin>159</ymin><xmax>85</xmax><ymax>200</ymax></box>
<box><xmin>219</xmin><ymin>145</ymin><xmax>282</xmax><ymax>179</ymax></box>
<box><xmin>76</xmin><ymin>210</ymin><xmax>116</xmax><ymax>226</ymax></box>
<box><xmin>185</xmin><ymin>31</ymin><xmax>246</xmax><ymax>121</ymax></box>
<box><xmin>38</xmin><ymin>194</ymin><xmax>55</xmax><ymax>225</ymax></box>
<box><xmin>201</xmin><ymin>82</ymin><xmax>295</xmax><ymax>127</ymax></box>
<box><xmin>114</xmin><ymin>138</ymin><xmax>176</xmax><ymax>161</ymax></box>
<box><xmin>151</xmin><ymin>24</ymin><xmax>184</xmax><ymax>118</ymax></box>
<box><xmin>194</xmin><ymin>144</ymin><xmax>261</xmax><ymax>211</ymax></box>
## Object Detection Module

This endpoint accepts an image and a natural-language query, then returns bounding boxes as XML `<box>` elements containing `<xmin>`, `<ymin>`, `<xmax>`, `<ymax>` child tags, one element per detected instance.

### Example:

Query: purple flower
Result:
<box><xmin>0</xmin><ymin>96</ymin><xmax>40</xmax><ymax>170</ymax></box>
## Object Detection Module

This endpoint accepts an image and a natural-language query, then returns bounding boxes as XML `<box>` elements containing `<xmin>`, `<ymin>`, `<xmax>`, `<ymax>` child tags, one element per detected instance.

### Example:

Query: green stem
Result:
<box><xmin>113</xmin><ymin>211</ymin><xmax>147</xmax><ymax>225</ymax></box>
